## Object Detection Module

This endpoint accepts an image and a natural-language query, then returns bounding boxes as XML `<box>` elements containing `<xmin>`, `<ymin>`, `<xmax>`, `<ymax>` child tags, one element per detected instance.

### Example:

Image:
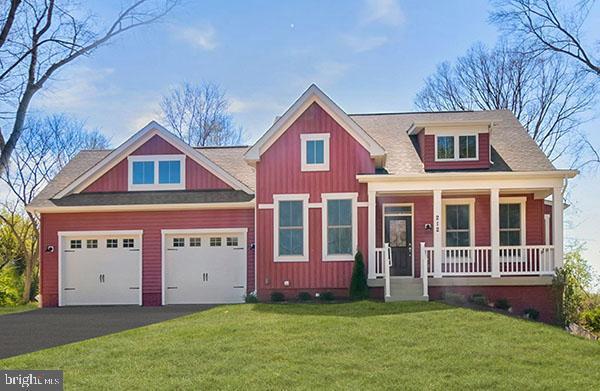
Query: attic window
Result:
<box><xmin>435</xmin><ymin>134</ymin><xmax>478</xmax><ymax>161</ymax></box>
<box><xmin>300</xmin><ymin>133</ymin><xmax>330</xmax><ymax>172</ymax></box>
<box><xmin>128</xmin><ymin>155</ymin><xmax>185</xmax><ymax>191</ymax></box>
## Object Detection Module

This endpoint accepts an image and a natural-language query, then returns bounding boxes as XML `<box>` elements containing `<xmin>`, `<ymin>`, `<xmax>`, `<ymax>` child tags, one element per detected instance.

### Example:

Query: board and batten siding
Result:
<box><xmin>83</xmin><ymin>135</ymin><xmax>231</xmax><ymax>192</ymax></box>
<box><xmin>421</xmin><ymin>133</ymin><xmax>490</xmax><ymax>170</ymax></box>
<box><xmin>255</xmin><ymin>102</ymin><xmax>376</xmax><ymax>298</ymax></box>
<box><xmin>39</xmin><ymin>208</ymin><xmax>255</xmax><ymax>307</ymax></box>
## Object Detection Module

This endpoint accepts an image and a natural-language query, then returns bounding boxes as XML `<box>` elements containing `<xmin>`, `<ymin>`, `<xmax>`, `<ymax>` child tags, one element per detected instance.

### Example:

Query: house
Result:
<box><xmin>27</xmin><ymin>85</ymin><xmax>576</xmax><ymax>322</ymax></box>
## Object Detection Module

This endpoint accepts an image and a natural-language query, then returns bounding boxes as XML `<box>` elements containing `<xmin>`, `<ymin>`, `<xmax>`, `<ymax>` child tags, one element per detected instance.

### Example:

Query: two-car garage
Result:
<box><xmin>58</xmin><ymin>228</ymin><xmax>247</xmax><ymax>307</ymax></box>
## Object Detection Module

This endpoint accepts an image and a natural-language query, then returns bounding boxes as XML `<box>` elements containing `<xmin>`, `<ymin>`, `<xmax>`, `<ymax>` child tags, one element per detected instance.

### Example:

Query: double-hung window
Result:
<box><xmin>444</xmin><ymin>200</ymin><xmax>474</xmax><ymax>247</ymax></box>
<box><xmin>300</xmin><ymin>134</ymin><xmax>330</xmax><ymax>171</ymax></box>
<box><xmin>128</xmin><ymin>155</ymin><xmax>185</xmax><ymax>190</ymax></box>
<box><xmin>323</xmin><ymin>194</ymin><xmax>357</xmax><ymax>261</ymax></box>
<box><xmin>436</xmin><ymin>134</ymin><xmax>478</xmax><ymax>161</ymax></box>
<box><xmin>499</xmin><ymin>199</ymin><xmax>526</xmax><ymax>246</ymax></box>
<box><xmin>274</xmin><ymin>195</ymin><xmax>308</xmax><ymax>261</ymax></box>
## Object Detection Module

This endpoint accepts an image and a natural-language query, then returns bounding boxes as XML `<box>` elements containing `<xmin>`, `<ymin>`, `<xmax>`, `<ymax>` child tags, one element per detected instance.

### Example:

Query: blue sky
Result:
<box><xmin>30</xmin><ymin>0</ymin><xmax>600</xmax><ymax>276</ymax></box>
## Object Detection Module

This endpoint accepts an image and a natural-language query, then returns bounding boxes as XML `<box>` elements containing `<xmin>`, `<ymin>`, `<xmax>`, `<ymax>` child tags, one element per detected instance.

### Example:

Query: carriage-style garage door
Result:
<box><xmin>59</xmin><ymin>230</ymin><xmax>142</xmax><ymax>306</ymax></box>
<box><xmin>162</xmin><ymin>229</ymin><xmax>247</xmax><ymax>305</ymax></box>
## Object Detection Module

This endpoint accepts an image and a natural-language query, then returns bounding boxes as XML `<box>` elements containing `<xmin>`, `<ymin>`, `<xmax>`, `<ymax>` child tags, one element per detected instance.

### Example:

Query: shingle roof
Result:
<box><xmin>349</xmin><ymin>109</ymin><xmax>555</xmax><ymax>174</ymax></box>
<box><xmin>196</xmin><ymin>146</ymin><xmax>256</xmax><ymax>190</ymax></box>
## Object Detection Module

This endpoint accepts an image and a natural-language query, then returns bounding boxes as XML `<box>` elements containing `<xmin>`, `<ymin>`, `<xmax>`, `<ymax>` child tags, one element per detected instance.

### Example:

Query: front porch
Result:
<box><xmin>358</xmin><ymin>171</ymin><xmax>573</xmax><ymax>302</ymax></box>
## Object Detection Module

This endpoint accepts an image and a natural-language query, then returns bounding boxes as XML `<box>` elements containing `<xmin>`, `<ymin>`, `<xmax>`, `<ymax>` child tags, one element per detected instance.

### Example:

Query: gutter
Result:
<box><xmin>26</xmin><ymin>200</ymin><xmax>256</xmax><ymax>214</ymax></box>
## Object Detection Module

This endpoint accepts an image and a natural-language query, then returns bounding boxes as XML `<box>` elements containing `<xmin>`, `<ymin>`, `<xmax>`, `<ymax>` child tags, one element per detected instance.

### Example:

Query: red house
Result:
<box><xmin>28</xmin><ymin>85</ymin><xmax>576</xmax><ymax>322</ymax></box>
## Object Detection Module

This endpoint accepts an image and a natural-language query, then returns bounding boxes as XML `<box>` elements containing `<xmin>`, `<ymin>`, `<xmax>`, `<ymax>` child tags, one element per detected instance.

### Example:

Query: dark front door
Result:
<box><xmin>384</xmin><ymin>215</ymin><xmax>412</xmax><ymax>276</ymax></box>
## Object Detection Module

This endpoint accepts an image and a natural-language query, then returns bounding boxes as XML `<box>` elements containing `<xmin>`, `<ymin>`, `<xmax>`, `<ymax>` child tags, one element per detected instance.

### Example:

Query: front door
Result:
<box><xmin>384</xmin><ymin>215</ymin><xmax>413</xmax><ymax>276</ymax></box>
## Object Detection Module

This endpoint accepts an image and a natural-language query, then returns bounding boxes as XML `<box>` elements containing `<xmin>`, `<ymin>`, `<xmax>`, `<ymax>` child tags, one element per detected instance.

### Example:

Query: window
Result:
<box><xmin>123</xmin><ymin>238</ymin><xmax>134</xmax><ymax>248</ymax></box>
<box><xmin>190</xmin><ymin>237</ymin><xmax>202</xmax><ymax>247</ymax></box>
<box><xmin>132</xmin><ymin>161</ymin><xmax>154</xmax><ymax>184</ymax></box>
<box><xmin>226</xmin><ymin>237</ymin><xmax>239</xmax><ymax>247</ymax></box>
<box><xmin>326</xmin><ymin>199</ymin><xmax>353</xmax><ymax>256</ymax></box>
<box><xmin>128</xmin><ymin>155</ymin><xmax>185</xmax><ymax>190</ymax></box>
<box><xmin>106</xmin><ymin>239</ymin><xmax>118</xmax><ymax>248</ymax></box>
<box><xmin>159</xmin><ymin>160</ymin><xmax>181</xmax><ymax>184</ymax></box>
<box><xmin>86</xmin><ymin>239</ymin><xmax>98</xmax><ymax>249</ymax></box>
<box><xmin>445</xmin><ymin>204</ymin><xmax>472</xmax><ymax>247</ymax></box>
<box><xmin>300</xmin><ymin>134</ymin><xmax>330</xmax><ymax>171</ymax></box>
<box><xmin>500</xmin><ymin>201</ymin><xmax>525</xmax><ymax>246</ymax></box>
<box><xmin>210</xmin><ymin>237</ymin><xmax>222</xmax><ymax>247</ymax></box>
<box><xmin>274</xmin><ymin>195</ymin><xmax>308</xmax><ymax>261</ymax></box>
<box><xmin>70</xmin><ymin>240</ymin><xmax>82</xmax><ymax>249</ymax></box>
<box><xmin>173</xmin><ymin>238</ymin><xmax>185</xmax><ymax>247</ymax></box>
<box><xmin>435</xmin><ymin>134</ymin><xmax>478</xmax><ymax>161</ymax></box>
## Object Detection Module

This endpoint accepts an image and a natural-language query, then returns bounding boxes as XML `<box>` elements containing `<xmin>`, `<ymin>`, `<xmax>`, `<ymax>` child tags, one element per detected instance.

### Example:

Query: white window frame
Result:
<box><xmin>434</xmin><ymin>134</ymin><xmax>479</xmax><ymax>162</ymax></box>
<box><xmin>322</xmin><ymin>193</ymin><xmax>358</xmax><ymax>262</ymax></box>
<box><xmin>442</xmin><ymin>198</ymin><xmax>475</xmax><ymax>247</ymax></box>
<box><xmin>128</xmin><ymin>154</ymin><xmax>186</xmax><ymax>191</ymax></box>
<box><xmin>499</xmin><ymin>197</ymin><xmax>527</xmax><ymax>247</ymax></box>
<box><xmin>274</xmin><ymin>194</ymin><xmax>309</xmax><ymax>262</ymax></box>
<box><xmin>300</xmin><ymin>133</ymin><xmax>330</xmax><ymax>172</ymax></box>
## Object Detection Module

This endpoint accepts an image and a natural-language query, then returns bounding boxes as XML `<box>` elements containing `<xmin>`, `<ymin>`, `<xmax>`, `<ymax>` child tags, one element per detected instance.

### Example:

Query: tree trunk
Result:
<box><xmin>21</xmin><ymin>255</ymin><xmax>33</xmax><ymax>304</ymax></box>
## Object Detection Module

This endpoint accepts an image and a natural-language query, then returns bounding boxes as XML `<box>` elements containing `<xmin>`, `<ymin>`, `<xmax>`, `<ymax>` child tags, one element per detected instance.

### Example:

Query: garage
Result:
<box><xmin>59</xmin><ymin>230</ymin><xmax>142</xmax><ymax>306</ymax></box>
<box><xmin>162</xmin><ymin>229</ymin><xmax>247</xmax><ymax>304</ymax></box>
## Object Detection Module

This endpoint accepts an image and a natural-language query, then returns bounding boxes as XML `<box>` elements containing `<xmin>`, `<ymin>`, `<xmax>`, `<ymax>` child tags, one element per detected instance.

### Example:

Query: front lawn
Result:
<box><xmin>0</xmin><ymin>301</ymin><xmax>598</xmax><ymax>389</ymax></box>
<box><xmin>0</xmin><ymin>303</ymin><xmax>37</xmax><ymax>316</ymax></box>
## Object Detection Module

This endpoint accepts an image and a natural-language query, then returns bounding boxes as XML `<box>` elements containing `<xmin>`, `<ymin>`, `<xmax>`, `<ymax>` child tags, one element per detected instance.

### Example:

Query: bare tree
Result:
<box><xmin>491</xmin><ymin>0</ymin><xmax>600</xmax><ymax>76</ymax></box>
<box><xmin>160</xmin><ymin>82</ymin><xmax>243</xmax><ymax>147</ymax></box>
<box><xmin>415</xmin><ymin>42</ymin><xmax>597</xmax><ymax>162</ymax></box>
<box><xmin>1</xmin><ymin>114</ymin><xmax>109</xmax><ymax>302</ymax></box>
<box><xmin>0</xmin><ymin>0</ymin><xmax>177</xmax><ymax>175</ymax></box>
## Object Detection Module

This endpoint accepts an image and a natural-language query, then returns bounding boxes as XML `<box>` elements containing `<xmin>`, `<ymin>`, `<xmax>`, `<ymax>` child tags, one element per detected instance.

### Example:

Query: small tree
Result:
<box><xmin>349</xmin><ymin>251</ymin><xmax>369</xmax><ymax>300</ymax></box>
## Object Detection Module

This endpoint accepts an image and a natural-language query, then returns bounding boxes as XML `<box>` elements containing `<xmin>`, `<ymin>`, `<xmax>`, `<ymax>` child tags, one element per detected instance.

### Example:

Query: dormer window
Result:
<box><xmin>435</xmin><ymin>134</ymin><xmax>478</xmax><ymax>161</ymax></box>
<box><xmin>300</xmin><ymin>133</ymin><xmax>330</xmax><ymax>171</ymax></box>
<box><xmin>128</xmin><ymin>155</ymin><xmax>185</xmax><ymax>191</ymax></box>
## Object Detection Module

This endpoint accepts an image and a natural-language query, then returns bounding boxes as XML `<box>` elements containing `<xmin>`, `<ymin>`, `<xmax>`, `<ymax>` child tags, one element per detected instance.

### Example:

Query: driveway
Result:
<box><xmin>0</xmin><ymin>305</ymin><xmax>213</xmax><ymax>359</ymax></box>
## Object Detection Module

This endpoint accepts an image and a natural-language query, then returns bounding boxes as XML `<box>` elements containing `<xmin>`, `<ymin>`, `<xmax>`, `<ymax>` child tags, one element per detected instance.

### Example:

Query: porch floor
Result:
<box><xmin>368</xmin><ymin>277</ymin><xmax>428</xmax><ymax>302</ymax></box>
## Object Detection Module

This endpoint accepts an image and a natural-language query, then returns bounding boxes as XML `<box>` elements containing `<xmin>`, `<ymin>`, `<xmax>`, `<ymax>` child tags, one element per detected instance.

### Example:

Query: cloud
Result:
<box><xmin>172</xmin><ymin>25</ymin><xmax>217</xmax><ymax>50</ymax></box>
<box><xmin>342</xmin><ymin>34</ymin><xmax>388</xmax><ymax>52</ymax></box>
<box><xmin>363</xmin><ymin>0</ymin><xmax>404</xmax><ymax>26</ymax></box>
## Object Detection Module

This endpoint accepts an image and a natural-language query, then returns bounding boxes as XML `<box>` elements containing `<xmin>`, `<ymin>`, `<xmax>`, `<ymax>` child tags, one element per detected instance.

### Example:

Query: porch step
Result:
<box><xmin>386</xmin><ymin>278</ymin><xmax>429</xmax><ymax>302</ymax></box>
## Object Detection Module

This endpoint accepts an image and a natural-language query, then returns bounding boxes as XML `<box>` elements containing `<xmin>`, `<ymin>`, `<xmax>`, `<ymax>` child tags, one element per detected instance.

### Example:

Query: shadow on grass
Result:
<box><xmin>251</xmin><ymin>300</ymin><xmax>457</xmax><ymax>318</ymax></box>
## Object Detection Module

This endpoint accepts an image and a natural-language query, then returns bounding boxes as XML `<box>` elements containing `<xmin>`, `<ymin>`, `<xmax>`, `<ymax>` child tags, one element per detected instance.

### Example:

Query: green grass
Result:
<box><xmin>0</xmin><ymin>303</ymin><xmax>37</xmax><ymax>315</ymax></box>
<box><xmin>1</xmin><ymin>301</ymin><xmax>599</xmax><ymax>390</ymax></box>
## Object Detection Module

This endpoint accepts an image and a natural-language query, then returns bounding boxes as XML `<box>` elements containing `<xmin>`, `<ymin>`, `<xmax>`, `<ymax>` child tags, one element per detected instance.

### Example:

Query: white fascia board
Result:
<box><xmin>357</xmin><ymin>170</ymin><xmax>578</xmax><ymax>183</ymax></box>
<box><xmin>407</xmin><ymin>120</ymin><xmax>499</xmax><ymax>135</ymax></box>
<box><xmin>28</xmin><ymin>201</ymin><xmax>255</xmax><ymax>214</ymax></box>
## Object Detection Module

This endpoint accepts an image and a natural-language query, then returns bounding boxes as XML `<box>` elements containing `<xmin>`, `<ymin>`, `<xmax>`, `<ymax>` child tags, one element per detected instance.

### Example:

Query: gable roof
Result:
<box><xmin>54</xmin><ymin>121</ymin><xmax>254</xmax><ymax>198</ymax></box>
<box><xmin>197</xmin><ymin>146</ymin><xmax>255</xmax><ymax>190</ymax></box>
<box><xmin>244</xmin><ymin>84</ymin><xmax>386</xmax><ymax>163</ymax></box>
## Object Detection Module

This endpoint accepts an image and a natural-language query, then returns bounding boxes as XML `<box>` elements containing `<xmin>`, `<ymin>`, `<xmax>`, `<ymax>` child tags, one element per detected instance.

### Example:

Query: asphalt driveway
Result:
<box><xmin>0</xmin><ymin>305</ymin><xmax>213</xmax><ymax>359</ymax></box>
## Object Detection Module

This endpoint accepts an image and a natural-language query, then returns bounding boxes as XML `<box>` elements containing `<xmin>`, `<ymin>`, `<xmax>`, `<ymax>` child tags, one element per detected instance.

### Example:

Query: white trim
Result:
<box><xmin>434</xmin><ymin>133</ymin><xmax>479</xmax><ymax>162</ymax></box>
<box><xmin>55</xmin><ymin>121</ymin><xmax>253</xmax><ymax>198</ymax></box>
<box><xmin>29</xmin><ymin>201</ymin><xmax>255</xmax><ymax>214</ymax></box>
<box><xmin>308</xmin><ymin>202</ymin><xmax>323</xmax><ymax>208</ymax></box>
<box><xmin>127</xmin><ymin>154</ymin><xmax>186</xmax><ymax>191</ymax></box>
<box><xmin>544</xmin><ymin>214</ymin><xmax>551</xmax><ymax>245</ymax></box>
<box><xmin>441</xmin><ymin>198</ymin><xmax>476</xmax><ymax>247</ymax></box>
<box><xmin>357</xmin><ymin>170</ymin><xmax>577</xmax><ymax>183</ymax></box>
<box><xmin>321</xmin><ymin>193</ymin><xmax>358</xmax><ymax>262</ymax></box>
<box><xmin>300</xmin><ymin>133</ymin><xmax>330</xmax><ymax>172</ymax></box>
<box><xmin>367</xmin><ymin>191</ymin><xmax>376</xmax><ymax>279</ymax></box>
<box><xmin>273</xmin><ymin>194</ymin><xmax>310</xmax><ymax>262</ymax></box>
<box><xmin>499</xmin><ymin>196</ymin><xmax>527</xmax><ymax>246</ymax></box>
<box><xmin>382</xmin><ymin>203</ymin><xmax>414</xmax><ymax>277</ymax></box>
<box><xmin>160</xmin><ymin>228</ymin><xmax>248</xmax><ymax>306</ymax></box>
<box><xmin>258</xmin><ymin>204</ymin><xmax>274</xmax><ymax>210</ymax></box>
<box><xmin>57</xmin><ymin>230</ymin><xmax>144</xmax><ymax>307</ymax></box>
<box><xmin>357</xmin><ymin>201</ymin><xmax>368</xmax><ymax>208</ymax></box>
<box><xmin>407</xmin><ymin>120</ymin><xmax>496</xmax><ymax>135</ymax></box>
<box><xmin>244</xmin><ymin>84</ymin><xmax>386</xmax><ymax>162</ymax></box>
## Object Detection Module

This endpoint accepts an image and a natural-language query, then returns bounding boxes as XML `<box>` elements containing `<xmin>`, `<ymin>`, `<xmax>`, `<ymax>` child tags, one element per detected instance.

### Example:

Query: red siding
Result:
<box><xmin>39</xmin><ymin>208</ymin><xmax>255</xmax><ymax>307</ymax></box>
<box><xmin>422</xmin><ymin>133</ymin><xmax>490</xmax><ymax>170</ymax></box>
<box><xmin>83</xmin><ymin>135</ymin><xmax>232</xmax><ymax>192</ymax></box>
<box><xmin>255</xmin><ymin>102</ymin><xmax>376</xmax><ymax>297</ymax></box>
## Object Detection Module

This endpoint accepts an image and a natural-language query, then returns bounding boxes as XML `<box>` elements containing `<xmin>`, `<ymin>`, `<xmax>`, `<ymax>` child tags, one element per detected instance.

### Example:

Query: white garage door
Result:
<box><xmin>163</xmin><ymin>230</ymin><xmax>247</xmax><ymax>304</ymax></box>
<box><xmin>60</xmin><ymin>231</ymin><xmax>142</xmax><ymax>306</ymax></box>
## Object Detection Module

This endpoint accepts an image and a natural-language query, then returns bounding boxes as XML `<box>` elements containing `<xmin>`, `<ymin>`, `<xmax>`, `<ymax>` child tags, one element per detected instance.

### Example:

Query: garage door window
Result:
<box><xmin>226</xmin><ymin>237</ymin><xmax>238</xmax><ymax>247</ymax></box>
<box><xmin>70</xmin><ymin>240</ymin><xmax>82</xmax><ymax>249</ymax></box>
<box><xmin>123</xmin><ymin>238</ymin><xmax>134</xmax><ymax>248</ymax></box>
<box><xmin>190</xmin><ymin>237</ymin><xmax>201</xmax><ymax>247</ymax></box>
<box><xmin>86</xmin><ymin>239</ymin><xmax>98</xmax><ymax>249</ymax></box>
<box><xmin>210</xmin><ymin>237</ymin><xmax>222</xmax><ymax>247</ymax></box>
<box><xmin>173</xmin><ymin>238</ymin><xmax>185</xmax><ymax>247</ymax></box>
<box><xmin>107</xmin><ymin>239</ymin><xmax>118</xmax><ymax>248</ymax></box>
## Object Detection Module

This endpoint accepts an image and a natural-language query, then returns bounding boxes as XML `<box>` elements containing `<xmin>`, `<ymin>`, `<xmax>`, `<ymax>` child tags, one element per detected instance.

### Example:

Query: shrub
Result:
<box><xmin>469</xmin><ymin>293</ymin><xmax>487</xmax><ymax>306</ymax></box>
<box><xmin>443</xmin><ymin>291</ymin><xmax>465</xmax><ymax>304</ymax></box>
<box><xmin>580</xmin><ymin>307</ymin><xmax>600</xmax><ymax>332</ymax></box>
<box><xmin>270</xmin><ymin>292</ymin><xmax>285</xmax><ymax>302</ymax></box>
<box><xmin>494</xmin><ymin>298</ymin><xmax>511</xmax><ymax>311</ymax></box>
<box><xmin>349</xmin><ymin>251</ymin><xmax>369</xmax><ymax>300</ymax></box>
<box><xmin>297</xmin><ymin>292</ymin><xmax>312</xmax><ymax>302</ymax></box>
<box><xmin>523</xmin><ymin>308</ymin><xmax>540</xmax><ymax>321</ymax></box>
<box><xmin>319</xmin><ymin>291</ymin><xmax>335</xmax><ymax>301</ymax></box>
<box><xmin>245</xmin><ymin>293</ymin><xmax>259</xmax><ymax>303</ymax></box>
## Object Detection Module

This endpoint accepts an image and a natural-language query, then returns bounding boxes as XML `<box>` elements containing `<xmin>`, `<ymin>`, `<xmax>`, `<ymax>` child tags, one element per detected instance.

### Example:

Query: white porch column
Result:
<box><xmin>433</xmin><ymin>189</ymin><xmax>442</xmax><ymax>278</ymax></box>
<box><xmin>367</xmin><ymin>190</ymin><xmax>377</xmax><ymax>279</ymax></box>
<box><xmin>490</xmin><ymin>188</ymin><xmax>500</xmax><ymax>277</ymax></box>
<box><xmin>553</xmin><ymin>185</ymin><xmax>564</xmax><ymax>268</ymax></box>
